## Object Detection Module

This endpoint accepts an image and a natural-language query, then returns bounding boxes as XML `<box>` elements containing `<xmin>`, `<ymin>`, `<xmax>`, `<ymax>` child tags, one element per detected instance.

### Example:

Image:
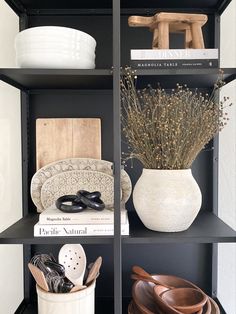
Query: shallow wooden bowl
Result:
<box><xmin>160</xmin><ymin>287</ymin><xmax>207</xmax><ymax>314</ymax></box>
<box><xmin>209</xmin><ymin>298</ymin><xmax>220</xmax><ymax>314</ymax></box>
<box><xmin>152</xmin><ymin>275</ymin><xmax>211</xmax><ymax>314</ymax></box>
<box><xmin>132</xmin><ymin>275</ymin><xmax>211</xmax><ymax>314</ymax></box>
<box><xmin>132</xmin><ymin>280</ymin><xmax>157</xmax><ymax>314</ymax></box>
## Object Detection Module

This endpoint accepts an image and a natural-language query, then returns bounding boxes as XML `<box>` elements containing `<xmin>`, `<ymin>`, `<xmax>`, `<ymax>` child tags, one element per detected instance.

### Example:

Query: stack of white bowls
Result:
<box><xmin>15</xmin><ymin>26</ymin><xmax>96</xmax><ymax>69</ymax></box>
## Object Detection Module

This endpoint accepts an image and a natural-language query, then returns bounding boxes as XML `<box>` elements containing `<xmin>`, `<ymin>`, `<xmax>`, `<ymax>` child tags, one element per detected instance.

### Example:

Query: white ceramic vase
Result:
<box><xmin>133</xmin><ymin>169</ymin><xmax>202</xmax><ymax>232</ymax></box>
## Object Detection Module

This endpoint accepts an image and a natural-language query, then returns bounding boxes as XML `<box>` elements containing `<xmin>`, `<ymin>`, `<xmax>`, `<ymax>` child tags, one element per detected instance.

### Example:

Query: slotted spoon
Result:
<box><xmin>58</xmin><ymin>244</ymin><xmax>86</xmax><ymax>286</ymax></box>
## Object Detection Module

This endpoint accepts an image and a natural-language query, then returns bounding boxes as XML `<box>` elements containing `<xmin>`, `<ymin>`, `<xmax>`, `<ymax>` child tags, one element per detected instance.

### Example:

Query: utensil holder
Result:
<box><xmin>36</xmin><ymin>281</ymin><xmax>96</xmax><ymax>314</ymax></box>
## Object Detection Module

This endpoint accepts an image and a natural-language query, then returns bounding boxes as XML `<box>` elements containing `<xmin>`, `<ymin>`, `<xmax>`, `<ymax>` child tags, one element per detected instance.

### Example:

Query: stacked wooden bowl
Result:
<box><xmin>129</xmin><ymin>268</ymin><xmax>220</xmax><ymax>314</ymax></box>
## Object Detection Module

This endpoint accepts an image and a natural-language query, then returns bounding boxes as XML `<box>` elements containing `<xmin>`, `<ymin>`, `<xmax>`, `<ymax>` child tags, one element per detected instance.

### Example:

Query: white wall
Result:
<box><xmin>0</xmin><ymin>0</ymin><xmax>23</xmax><ymax>312</ymax></box>
<box><xmin>218</xmin><ymin>1</ymin><xmax>236</xmax><ymax>313</ymax></box>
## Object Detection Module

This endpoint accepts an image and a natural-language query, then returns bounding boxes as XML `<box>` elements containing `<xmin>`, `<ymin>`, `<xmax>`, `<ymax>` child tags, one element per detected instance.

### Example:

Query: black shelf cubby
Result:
<box><xmin>0</xmin><ymin>0</ymin><xmax>235</xmax><ymax>313</ymax></box>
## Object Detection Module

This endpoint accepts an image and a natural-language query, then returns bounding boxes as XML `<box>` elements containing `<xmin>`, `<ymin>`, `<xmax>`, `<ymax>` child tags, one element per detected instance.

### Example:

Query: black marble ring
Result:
<box><xmin>55</xmin><ymin>195</ymin><xmax>86</xmax><ymax>213</ymax></box>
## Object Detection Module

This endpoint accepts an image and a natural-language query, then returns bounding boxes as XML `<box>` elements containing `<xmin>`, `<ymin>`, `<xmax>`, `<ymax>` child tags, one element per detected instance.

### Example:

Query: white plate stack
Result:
<box><xmin>15</xmin><ymin>26</ymin><xmax>96</xmax><ymax>69</ymax></box>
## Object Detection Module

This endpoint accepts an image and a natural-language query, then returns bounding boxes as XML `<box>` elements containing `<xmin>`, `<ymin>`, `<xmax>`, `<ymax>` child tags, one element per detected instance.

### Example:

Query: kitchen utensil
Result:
<box><xmin>160</xmin><ymin>287</ymin><xmax>207</xmax><ymax>314</ymax></box>
<box><xmin>30</xmin><ymin>253</ymin><xmax>54</xmax><ymax>274</ymax></box>
<box><xmin>70</xmin><ymin>285</ymin><xmax>87</xmax><ymax>293</ymax></box>
<box><xmin>36</xmin><ymin>118</ymin><xmax>101</xmax><ymax>170</ymax></box>
<box><xmin>85</xmin><ymin>256</ymin><xmax>102</xmax><ymax>286</ymax></box>
<box><xmin>131</xmin><ymin>273</ymin><xmax>172</xmax><ymax>290</ymax></box>
<box><xmin>31</xmin><ymin>158</ymin><xmax>132</xmax><ymax>212</ymax></box>
<box><xmin>59</xmin><ymin>278</ymin><xmax>74</xmax><ymax>293</ymax></box>
<box><xmin>58</xmin><ymin>244</ymin><xmax>86</xmax><ymax>286</ymax></box>
<box><xmin>132</xmin><ymin>266</ymin><xmax>173</xmax><ymax>289</ymax></box>
<box><xmin>28</xmin><ymin>263</ymin><xmax>49</xmax><ymax>292</ymax></box>
<box><xmin>45</xmin><ymin>274</ymin><xmax>63</xmax><ymax>293</ymax></box>
<box><xmin>41</xmin><ymin>170</ymin><xmax>117</xmax><ymax>210</ymax></box>
<box><xmin>44</xmin><ymin>260</ymin><xmax>65</xmax><ymax>277</ymax></box>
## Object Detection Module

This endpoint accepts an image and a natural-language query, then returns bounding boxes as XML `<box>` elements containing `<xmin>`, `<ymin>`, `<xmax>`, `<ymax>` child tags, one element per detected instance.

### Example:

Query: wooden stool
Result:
<box><xmin>128</xmin><ymin>12</ymin><xmax>208</xmax><ymax>49</ymax></box>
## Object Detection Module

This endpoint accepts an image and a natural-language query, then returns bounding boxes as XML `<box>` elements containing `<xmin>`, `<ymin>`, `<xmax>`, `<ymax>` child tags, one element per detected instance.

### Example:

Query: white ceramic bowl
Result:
<box><xmin>15</xmin><ymin>26</ymin><xmax>97</xmax><ymax>69</ymax></box>
<box><xmin>16</xmin><ymin>41</ymin><xmax>95</xmax><ymax>53</ymax></box>
<box><xmin>15</xmin><ymin>26</ymin><xmax>96</xmax><ymax>50</ymax></box>
<box><xmin>16</xmin><ymin>52</ymin><xmax>95</xmax><ymax>69</ymax></box>
<box><xmin>16</xmin><ymin>46</ymin><xmax>96</xmax><ymax>59</ymax></box>
<box><xmin>15</xmin><ymin>38</ymin><xmax>96</xmax><ymax>53</ymax></box>
<box><xmin>16</xmin><ymin>50</ymin><xmax>95</xmax><ymax>62</ymax></box>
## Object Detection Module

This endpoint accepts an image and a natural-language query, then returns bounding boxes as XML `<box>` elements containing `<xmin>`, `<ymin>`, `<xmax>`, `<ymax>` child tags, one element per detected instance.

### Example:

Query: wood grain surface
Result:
<box><xmin>36</xmin><ymin>118</ymin><xmax>101</xmax><ymax>169</ymax></box>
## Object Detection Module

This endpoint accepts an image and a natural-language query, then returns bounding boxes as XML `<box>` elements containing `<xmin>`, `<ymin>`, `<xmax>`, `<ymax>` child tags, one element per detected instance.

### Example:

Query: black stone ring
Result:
<box><xmin>55</xmin><ymin>195</ymin><xmax>87</xmax><ymax>213</ymax></box>
<box><xmin>77</xmin><ymin>190</ymin><xmax>105</xmax><ymax>211</ymax></box>
<box><xmin>76</xmin><ymin>190</ymin><xmax>101</xmax><ymax>201</ymax></box>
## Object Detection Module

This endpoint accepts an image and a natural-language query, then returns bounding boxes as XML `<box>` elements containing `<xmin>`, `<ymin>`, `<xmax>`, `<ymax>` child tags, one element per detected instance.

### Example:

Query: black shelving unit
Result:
<box><xmin>0</xmin><ymin>1</ymin><xmax>236</xmax><ymax>313</ymax></box>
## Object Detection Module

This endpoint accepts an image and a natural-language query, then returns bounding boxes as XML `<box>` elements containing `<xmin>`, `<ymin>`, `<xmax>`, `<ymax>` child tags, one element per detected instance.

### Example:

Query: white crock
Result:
<box><xmin>37</xmin><ymin>280</ymin><xmax>95</xmax><ymax>314</ymax></box>
<box><xmin>133</xmin><ymin>169</ymin><xmax>202</xmax><ymax>232</ymax></box>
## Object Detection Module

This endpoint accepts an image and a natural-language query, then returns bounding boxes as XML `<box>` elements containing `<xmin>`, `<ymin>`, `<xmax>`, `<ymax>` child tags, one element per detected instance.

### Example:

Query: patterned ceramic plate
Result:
<box><xmin>41</xmin><ymin>170</ymin><xmax>119</xmax><ymax>210</ymax></box>
<box><xmin>30</xmin><ymin>158</ymin><xmax>132</xmax><ymax>212</ymax></box>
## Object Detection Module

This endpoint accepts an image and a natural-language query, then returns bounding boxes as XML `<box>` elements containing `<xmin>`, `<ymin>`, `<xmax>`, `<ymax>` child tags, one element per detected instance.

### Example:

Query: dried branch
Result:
<box><xmin>121</xmin><ymin>68</ymin><xmax>232</xmax><ymax>169</ymax></box>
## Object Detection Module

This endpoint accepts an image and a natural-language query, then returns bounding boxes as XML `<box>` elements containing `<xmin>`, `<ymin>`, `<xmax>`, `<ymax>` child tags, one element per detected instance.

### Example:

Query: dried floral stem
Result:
<box><xmin>121</xmin><ymin>68</ymin><xmax>231</xmax><ymax>169</ymax></box>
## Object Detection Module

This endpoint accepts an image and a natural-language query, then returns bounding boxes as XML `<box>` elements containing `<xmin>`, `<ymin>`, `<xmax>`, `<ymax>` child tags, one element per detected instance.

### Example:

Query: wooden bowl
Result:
<box><xmin>160</xmin><ymin>288</ymin><xmax>207</xmax><ymax>314</ymax></box>
<box><xmin>209</xmin><ymin>298</ymin><xmax>220</xmax><ymax>314</ymax></box>
<box><xmin>132</xmin><ymin>280</ymin><xmax>157</xmax><ymax>314</ymax></box>
<box><xmin>132</xmin><ymin>274</ymin><xmax>211</xmax><ymax>314</ymax></box>
<box><xmin>152</xmin><ymin>275</ymin><xmax>211</xmax><ymax>314</ymax></box>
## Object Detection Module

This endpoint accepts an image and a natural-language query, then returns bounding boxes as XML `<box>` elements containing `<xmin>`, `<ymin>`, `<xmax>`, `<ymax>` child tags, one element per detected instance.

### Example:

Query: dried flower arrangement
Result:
<box><xmin>121</xmin><ymin>68</ymin><xmax>232</xmax><ymax>169</ymax></box>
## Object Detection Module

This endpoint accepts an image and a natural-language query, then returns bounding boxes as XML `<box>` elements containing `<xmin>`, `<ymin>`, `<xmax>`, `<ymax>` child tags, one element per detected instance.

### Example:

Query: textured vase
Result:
<box><xmin>133</xmin><ymin>169</ymin><xmax>202</xmax><ymax>232</ymax></box>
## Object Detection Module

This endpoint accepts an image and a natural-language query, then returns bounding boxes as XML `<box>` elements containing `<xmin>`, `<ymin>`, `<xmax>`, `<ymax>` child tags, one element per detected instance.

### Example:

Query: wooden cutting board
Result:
<box><xmin>36</xmin><ymin>118</ymin><xmax>101</xmax><ymax>170</ymax></box>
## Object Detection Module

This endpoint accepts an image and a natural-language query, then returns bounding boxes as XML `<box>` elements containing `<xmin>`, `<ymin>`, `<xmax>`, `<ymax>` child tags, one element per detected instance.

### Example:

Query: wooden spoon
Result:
<box><xmin>28</xmin><ymin>263</ymin><xmax>49</xmax><ymax>292</ymax></box>
<box><xmin>85</xmin><ymin>256</ymin><xmax>102</xmax><ymax>286</ymax></box>
<box><xmin>132</xmin><ymin>266</ymin><xmax>173</xmax><ymax>289</ymax></box>
<box><xmin>131</xmin><ymin>274</ymin><xmax>171</xmax><ymax>290</ymax></box>
<box><xmin>70</xmin><ymin>285</ymin><xmax>87</xmax><ymax>293</ymax></box>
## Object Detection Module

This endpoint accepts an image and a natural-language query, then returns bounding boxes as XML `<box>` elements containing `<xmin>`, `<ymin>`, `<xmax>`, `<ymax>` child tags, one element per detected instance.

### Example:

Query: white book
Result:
<box><xmin>130</xmin><ymin>49</ymin><xmax>219</xmax><ymax>60</ymax></box>
<box><xmin>39</xmin><ymin>206</ymin><xmax>128</xmax><ymax>225</ymax></box>
<box><xmin>34</xmin><ymin>222</ymin><xmax>129</xmax><ymax>236</ymax></box>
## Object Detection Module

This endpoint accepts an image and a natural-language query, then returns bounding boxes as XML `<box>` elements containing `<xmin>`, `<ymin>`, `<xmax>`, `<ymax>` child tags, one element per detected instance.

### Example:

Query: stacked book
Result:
<box><xmin>34</xmin><ymin>206</ymin><xmax>129</xmax><ymax>236</ymax></box>
<box><xmin>130</xmin><ymin>49</ymin><xmax>219</xmax><ymax>69</ymax></box>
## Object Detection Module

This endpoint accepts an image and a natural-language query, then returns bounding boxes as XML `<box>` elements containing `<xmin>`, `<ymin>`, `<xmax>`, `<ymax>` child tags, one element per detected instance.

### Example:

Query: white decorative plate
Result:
<box><xmin>41</xmin><ymin>170</ymin><xmax>119</xmax><ymax>210</ymax></box>
<box><xmin>30</xmin><ymin>158</ymin><xmax>132</xmax><ymax>212</ymax></box>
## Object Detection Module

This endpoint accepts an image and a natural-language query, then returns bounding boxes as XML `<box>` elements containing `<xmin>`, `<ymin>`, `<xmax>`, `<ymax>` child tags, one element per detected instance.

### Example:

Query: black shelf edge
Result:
<box><xmin>15</xmin><ymin>297</ymin><xmax>114</xmax><ymax>314</ymax></box>
<box><xmin>0</xmin><ymin>69</ymin><xmax>113</xmax><ymax>90</ymax></box>
<box><xmin>4</xmin><ymin>0</ymin><xmax>232</xmax><ymax>16</ymax></box>
<box><xmin>0</xmin><ymin>214</ymin><xmax>114</xmax><ymax>244</ymax></box>
<box><xmin>1</xmin><ymin>68</ymin><xmax>235</xmax><ymax>90</ymax></box>
<box><xmin>123</xmin><ymin>211</ymin><xmax>236</xmax><ymax>244</ymax></box>
<box><xmin>1</xmin><ymin>211</ymin><xmax>236</xmax><ymax>245</ymax></box>
<box><xmin>15</xmin><ymin>297</ymin><xmax>227</xmax><ymax>314</ymax></box>
<box><xmin>133</xmin><ymin>68</ymin><xmax>236</xmax><ymax>88</ymax></box>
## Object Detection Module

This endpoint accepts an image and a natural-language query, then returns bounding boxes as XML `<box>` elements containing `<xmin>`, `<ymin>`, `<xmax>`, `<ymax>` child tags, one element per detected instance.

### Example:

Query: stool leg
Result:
<box><xmin>152</xmin><ymin>28</ymin><xmax>159</xmax><ymax>49</ymax></box>
<box><xmin>158</xmin><ymin>22</ymin><xmax>169</xmax><ymax>49</ymax></box>
<box><xmin>185</xmin><ymin>29</ymin><xmax>192</xmax><ymax>48</ymax></box>
<box><xmin>190</xmin><ymin>22</ymin><xmax>205</xmax><ymax>49</ymax></box>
